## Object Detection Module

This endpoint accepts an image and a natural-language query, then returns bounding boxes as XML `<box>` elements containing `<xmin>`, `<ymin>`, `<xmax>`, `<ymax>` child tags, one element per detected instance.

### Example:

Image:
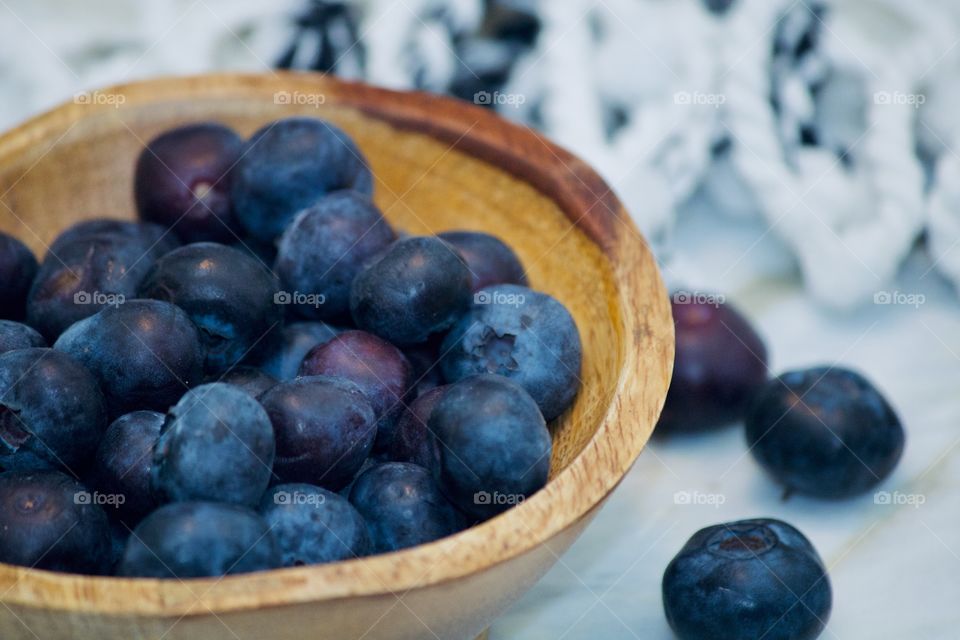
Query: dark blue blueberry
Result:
<box><xmin>93</xmin><ymin>411</ymin><xmax>164</xmax><ymax>524</ymax></box>
<box><xmin>152</xmin><ymin>383</ymin><xmax>275</xmax><ymax>507</ymax></box>
<box><xmin>138</xmin><ymin>242</ymin><xmax>282</xmax><ymax>374</ymax></box>
<box><xmin>231</xmin><ymin>118</ymin><xmax>373</xmax><ymax>242</ymax></box>
<box><xmin>255</xmin><ymin>321</ymin><xmax>340</xmax><ymax>380</ymax></box>
<box><xmin>0</xmin><ymin>231</ymin><xmax>38</xmax><ymax>321</ymax></box>
<box><xmin>260</xmin><ymin>376</ymin><xmax>376</xmax><ymax>490</ymax></box>
<box><xmin>0</xmin><ymin>348</ymin><xmax>106</xmax><ymax>472</ymax></box>
<box><xmin>215</xmin><ymin>366</ymin><xmax>278</xmax><ymax>398</ymax></box>
<box><xmin>299</xmin><ymin>330</ymin><xmax>412</xmax><ymax>451</ymax></box>
<box><xmin>350</xmin><ymin>236</ymin><xmax>472</xmax><ymax>345</ymax></box>
<box><xmin>0</xmin><ymin>470</ymin><xmax>111</xmax><ymax>574</ymax></box>
<box><xmin>135</xmin><ymin>123</ymin><xmax>244</xmax><ymax>243</ymax></box>
<box><xmin>118</xmin><ymin>501</ymin><xmax>280</xmax><ymax>578</ymax></box>
<box><xmin>663</xmin><ymin>518</ymin><xmax>831</xmax><ymax>640</ymax></box>
<box><xmin>702</xmin><ymin>0</ymin><xmax>737</xmax><ymax>15</ymax></box>
<box><xmin>437</xmin><ymin>230</ymin><xmax>527</xmax><ymax>291</ymax></box>
<box><xmin>28</xmin><ymin>222</ymin><xmax>178</xmax><ymax>340</ymax></box>
<box><xmin>387</xmin><ymin>385</ymin><xmax>445</xmax><ymax>471</ymax></box>
<box><xmin>441</xmin><ymin>284</ymin><xmax>581</xmax><ymax>420</ymax></box>
<box><xmin>0</xmin><ymin>320</ymin><xmax>46</xmax><ymax>354</ymax></box>
<box><xmin>430</xmin><ymin>375</ymin><xmax>550</xmax><ymax>520</ymax></box>
<box><xmin>348</xmin><ymin>462</ymin><xmax>466</xmax><ymax>553</ymax></box>
<box><xmin>656</xmin><ymin>296</ymin><xmax>768</xmax><ymax>435</ymax></box>
<box><xmin>745</xmin><ymin>367</ymin><xmax>905</xmax><ymax>498</ymax></box>
<box><xmin>54</xmin><ymin>299</ymin><xmax>203</xmax><ymax>417</ymax></box>
<box><xmin>275</xmin><ymin>190</ymin><xmax>396</xmax><ymax>321</ymax></box>
<box><xmin>259</xmin><ymin>483</ymin><xmax>371</xmax><ymax>566</ymax></box>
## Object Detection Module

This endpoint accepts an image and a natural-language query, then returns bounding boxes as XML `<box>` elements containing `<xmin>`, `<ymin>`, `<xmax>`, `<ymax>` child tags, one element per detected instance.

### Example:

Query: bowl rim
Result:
<box><xmin>0</xmin><ymin>72</ymin><xmax>673</xmax><ymax>617</ymax></box>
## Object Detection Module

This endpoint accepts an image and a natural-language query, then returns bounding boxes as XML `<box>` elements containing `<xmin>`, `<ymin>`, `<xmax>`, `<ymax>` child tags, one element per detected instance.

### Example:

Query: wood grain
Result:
<box><xmin>0</xmin><ymin>73</ymin><xmax>673</xmax><ymax>640</ymax></box>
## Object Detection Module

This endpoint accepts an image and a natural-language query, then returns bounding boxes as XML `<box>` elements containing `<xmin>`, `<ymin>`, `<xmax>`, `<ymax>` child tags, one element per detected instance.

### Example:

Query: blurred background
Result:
<box><xmin>2</xmin><ymin>0</ymin><xmax>959</xmax><ymax>637</ymax></box>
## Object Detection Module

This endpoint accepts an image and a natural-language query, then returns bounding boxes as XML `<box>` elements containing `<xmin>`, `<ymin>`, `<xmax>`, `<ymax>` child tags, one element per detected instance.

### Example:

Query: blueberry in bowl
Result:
<box><xmin>0</xmin><ymin>231</ymin><xmax>38</xmax><ymax>321</ymax></box>
<box><xmin>0</xmin><ymin>320</ymin><xmax>46</xmax><ymax>354</ymax></box>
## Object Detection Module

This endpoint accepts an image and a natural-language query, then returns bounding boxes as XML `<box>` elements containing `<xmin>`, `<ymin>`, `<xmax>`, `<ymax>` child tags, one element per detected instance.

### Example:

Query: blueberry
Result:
<box><xmin>93</xmin><ymin>411</ymin><xmax>163</xmax><ymax>523</ymax></box>
<box><xmin>138</xmin><ymin>242</ymin><xmax>282</xmax><ymax>374</ymax></box>
<box><xmin>48</xmin><ymin>218</ymin><xmax>179</xmax><ymax>257</ymax></box>
<box><xmin>28</xmin><ymin>224</ymin><xmax>177</xmax><ymax>340</ymax></box>
<box><xmin>0</xmin><ymin>320</ymin><xmax>46</xmax><ymax>354</ymax></box>
<box><xmin>135</xmin><ymin>123</ymin><xmax>244</xmax><ymax>243</ymax></box>
<box><xmin>255</xmin><ymin>321</ymin><xmax>340</xmax><ymax>380</ymax></box>
<box><xmin>745</xmin><ymin>367</ymin><xmax>905</xmax><ymax>498</ymax></box>
<box><xmin>0</xmin><ymin>231</ymin><xmax>38</xmax><ymax>321</ymax></box>
<box><xmin>350</xmin><ymin>236</ymin><xmax>472</xmax><ymax>345</ymax></box>
<box><xmin>259</xmin><ymin>483</ymin><xmax>371</xmax><ymax>566</ymax></box>
<box><xmin>299</xmin><ymin>330</ymin><xmax>412</xmax><ymax>451</ymax></box>
<box><xmin>437</xmin><ymin>230</ymin><xmax>527</xmax><ymax>291</ymax></box>
<box><xmin>260</xmin><ymin>376</ymin><xmax>376</xmax><ymax>490</ymax></box>
<box><xmin>118</xmin><ymin>501</ymin><xmax>280</xmax><ymax>578</ymax></box>
<box><xmin>663</xmin><ymin>518</ymin><xmax>831</xmax><ymax>640</ymax></box>
<box><xmin>702</xmin><ymin>0</ymin><xmax>737</xmax><ymax>16</ymax></box>
<box><xmin>441</xmin><ymin>284</ymin><xmax>581</xmax><ymax>420</ymax></box>
<box><xmin>0</xmin><ymin>348</ymin><xmax>107</xmax><ymax>472</ymax></box>
<box><xmin>215</xmin><ymin>366</ymin><xmax>278</xmax><ymax>398</ymax></box>
<box><xmin>0</xmin><ymin>470</ymin><xmax>111</xmax><ymax>574</ymax></box>
<box><xmin>231</xmin><ymin>118</ymin><xmax>373</xmax><ymax>242</ymax></box>
<box><xmin>348</xmin><ymin>462</ymin><xmax>466</xmax><ymax>553</ymax></box>
<box><xmin>275</xmin><ymin>191</ymin><xmax>396</xmax><ymax>321</ymax></box>
<box><xmin>387</xmin><ymin>385</ymin><xmax>445</xmax><ymax>471</ymax></box>
<box><xmin>430</xmin><ymin>375</ymin><xmax>550</xmax><ymax>520</ymax></box>
<box><xmin>656</xmin><ymin>296</ymin><xmax>768</xmax><ymax>435</ymax></box>
<box><xmin>152</xmin><ymin>383</ymin><xmax>275</xmax><ymax>507</ymax></box>
<box><xmin>54</xmin><ymin>299</ymin><xmax>203</xmax><ymax>417</ymax></box>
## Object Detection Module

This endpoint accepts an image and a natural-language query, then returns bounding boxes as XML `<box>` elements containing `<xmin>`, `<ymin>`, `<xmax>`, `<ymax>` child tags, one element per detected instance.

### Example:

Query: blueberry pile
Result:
<box><xmin>0</xmin><ymin>116</ymin><xmax>582</xmax><ymax>578</ymax></box>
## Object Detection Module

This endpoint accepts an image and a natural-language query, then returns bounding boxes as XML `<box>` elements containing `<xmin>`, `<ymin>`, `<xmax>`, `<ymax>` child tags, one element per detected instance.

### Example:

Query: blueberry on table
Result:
<box><xmin>27</xmin><ymin>223</ymin><xmax>177</xmax><ymax>340</ymax></box>
<box><xmin>745</xmin><ymin>367</ymin><xmax>905</xmax><ymax>498</ymax></box>
<box><xmin>386</xmin><ymin>385</ymin><xmax>446</xmax><ymax>471</ymax></box>
<box><xmin>215</xmin><ymin>366</ymin><xmax>278</xmax><ymax>398</ymax></box>
<box><xmin>135</xmin><ymin>122</ymin><xmax>244</xmax><ymax>243</ymax></box>
<box><xmin>54</xmin><ymin>299</ymin><xmax>203</xmax><ymax>417</ymax></box>
<box><xmin>663</xmin><ymin>518</ymin><xmax>831</xmax><ymax>640</ymax></box>
<box><xmin>153</xmin><ymin>383</ymin><xmax>275</xmax><ymax>507</ymax></box>
<box><xmin>430</xmin><ymin>375</ymin><xmax>550</xmax><ymax>520</ymax></box>
<box><xmin>118</xmin><ymin>501</ymin><xmax>280</xmax><ymax>578</ymax></box>
<box><xmin>0</xmin><ymin>348</ymin><xmax>106</xmax><ymax>472</ymax></box>
<box><xmin>93</xmin><ymin>411</ymin><xmax>164</xmax><ymax>524</ymax></box>
<box><xmin>349</xmin><ymin>462</ymin><xmax>466</xmax><ymax>553</ymax></box>
<box><xmin>260</xmin><ymin>376</ymin><xmax>377</xmax><ymax>490</ymax></box>
<box><xmin>0</xmin><ymin>470</ymin><xmax>111</xmax><ymax>574</ymax></box>
<box><xmin>350</xmin><ymin>236</ymin><xmax>472</xmax><ymax>345</ymax></box>
<box><xmin>231</xmin><ymin>117</ymin><xmax>373</xmax><ymax>242</ymax></box>
<box><xmin>441</xmin><ymin>284</ymin><xmax>582</xmax><ymax>420</ymax></box>
<box><xmin>299</xmin><ymin>330</ymin><xmax>412</xmax><ymax>451</ymax></box>
<box><xmin>0</xmin><ymin>231</ymin><xmax>38</xmax><ymax>321</ymax></box>
<box><xmin>255</xmin><ymin>321</ymin><xmax>340</xmax><ymax>381</ymax></box>
<box><xmin>437</xmin><ymin>230</ymin><xmax>527</xmax><ymax>291</ymax></box>
<box><xmin>0</xmin><ymin>320</ymin><xmax>46</xmax><ymax>354</ymax></box>
<box><xmin>656</xmin><ymin>296</ymin><xmax>768</xmax><ymax>435</ymax></box>
<box><xmin>138</xmin><ymin>242</ymin><xmax>282</xmax><ymax>375</ymax></box>
<box><xmin>260</xmin><ymin>483</ymin><xmax>371</xmax><ymax>566</ymax></box>
<box><xmin>275</xmin><ymin>190</ymin><xmax>396</xmax><ymax>321</ymax></box>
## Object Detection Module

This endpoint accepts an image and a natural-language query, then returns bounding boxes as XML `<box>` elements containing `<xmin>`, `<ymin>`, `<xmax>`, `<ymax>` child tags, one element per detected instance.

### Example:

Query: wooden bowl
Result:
<box><xmin>0</xmin><ymin>73</ymin><xmax>673</xmax><ymax>640</ymax></box>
